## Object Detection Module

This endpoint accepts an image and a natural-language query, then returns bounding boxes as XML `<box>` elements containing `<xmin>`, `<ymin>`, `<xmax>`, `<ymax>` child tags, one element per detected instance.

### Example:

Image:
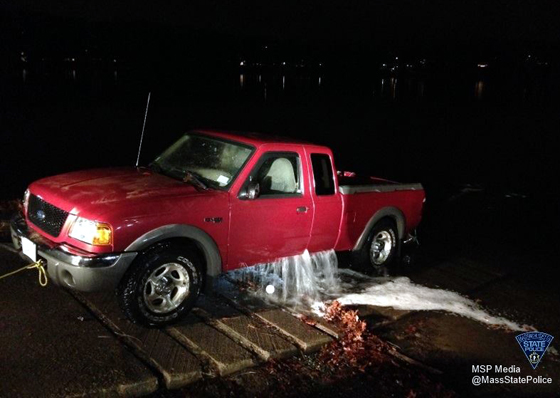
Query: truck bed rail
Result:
<box><xmin>339</xmin><ymin>183</ymin><xmax>423</xmax><ymax>195</ymax></box>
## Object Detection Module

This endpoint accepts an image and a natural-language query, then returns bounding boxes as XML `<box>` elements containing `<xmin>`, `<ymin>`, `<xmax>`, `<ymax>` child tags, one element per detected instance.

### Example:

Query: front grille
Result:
<box><xmin>28</xmin><ymin>194</ymin><xmax>69</xmax><ymax>237</ymax></box>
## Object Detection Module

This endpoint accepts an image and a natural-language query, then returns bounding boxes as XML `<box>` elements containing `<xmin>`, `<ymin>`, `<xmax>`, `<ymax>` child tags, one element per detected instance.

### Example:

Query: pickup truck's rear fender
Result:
<box><xmin>124</xmin><ymin>224</ymin><xmax>222</xmax><ymax>278</ymax></box>
<box><xmin>352</xmin><ymin>207</ymin><xmax>406</xmax><ymax>251</ymax></box>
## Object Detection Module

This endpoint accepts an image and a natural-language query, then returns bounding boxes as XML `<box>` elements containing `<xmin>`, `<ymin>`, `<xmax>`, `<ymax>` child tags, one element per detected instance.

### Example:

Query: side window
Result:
<box><xmin>251</xmin><ymin>153</ymin><xmax>301</xmax><ymax>197</ymax></box>
<box><xmin>311</xmin><ymin>153</ymin><xmax>335</xmax><ymax>195</ymax></box>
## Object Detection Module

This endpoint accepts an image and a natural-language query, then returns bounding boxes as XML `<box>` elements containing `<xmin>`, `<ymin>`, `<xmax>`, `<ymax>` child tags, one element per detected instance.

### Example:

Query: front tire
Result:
<box><xmin>118</xmin><ymin>243</ymin><xmax>203</xmax><ymax>327</ymax></box>
<box><xmin>354</xmin><ymin>219</ymin><xmax>399</xmax><ymax>274</ymax></box>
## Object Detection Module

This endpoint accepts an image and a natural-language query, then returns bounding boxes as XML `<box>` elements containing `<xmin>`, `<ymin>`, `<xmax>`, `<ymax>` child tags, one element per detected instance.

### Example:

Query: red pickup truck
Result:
<box><xmin>11</xmin><ymin>130</ymin><xmax>425</xmax><ymax>326</ymax></box>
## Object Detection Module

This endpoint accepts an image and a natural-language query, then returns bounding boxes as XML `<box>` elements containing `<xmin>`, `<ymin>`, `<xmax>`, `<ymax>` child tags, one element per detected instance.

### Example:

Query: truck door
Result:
<box><xmin>306</xmin><ymin>151</ymin><xmax>343</xmax><ymax>252</ymax></box>
<box><xmin>228</xmin><ymin>149</ymin><xmax>313</xmax><ymax>269</ymax></box>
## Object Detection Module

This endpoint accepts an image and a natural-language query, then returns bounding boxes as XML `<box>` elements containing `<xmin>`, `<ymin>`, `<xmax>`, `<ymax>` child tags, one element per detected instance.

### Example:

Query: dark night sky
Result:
<box><xmin>1</xmin><ymin>1</ymin><xmax>560</xmax><ymax>199</ymax></box>
<box><xmin>3</xmin><ymin>1</ymin><xmax>560</xmax><ymax>53</ymax></box>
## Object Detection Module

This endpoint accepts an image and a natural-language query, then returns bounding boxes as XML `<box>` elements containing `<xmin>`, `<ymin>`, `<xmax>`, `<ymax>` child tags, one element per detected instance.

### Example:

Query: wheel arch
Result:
<box><xmin>353</xmin><ymin>207</ymin><xmax>406</xmax><ymax>251</ymax></box>
<box><xmin>124</xmin><ymin>224</ymin><xmax>223</xmax><ymax>279</ymax></box>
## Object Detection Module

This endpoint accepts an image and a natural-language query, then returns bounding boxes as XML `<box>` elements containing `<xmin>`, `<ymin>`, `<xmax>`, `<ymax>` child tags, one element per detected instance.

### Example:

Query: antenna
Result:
<box><xmin>135</xmin><ymin>92</ymin><xmax>151</xmax><ymax>168</ymax></box>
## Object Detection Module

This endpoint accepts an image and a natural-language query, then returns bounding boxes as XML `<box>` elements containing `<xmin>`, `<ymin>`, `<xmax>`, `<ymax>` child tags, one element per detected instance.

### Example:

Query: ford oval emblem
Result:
<box><xmin>36</xmin><ymin>210</ymin><xmax>46</xmax><ymax>221</ymax></box>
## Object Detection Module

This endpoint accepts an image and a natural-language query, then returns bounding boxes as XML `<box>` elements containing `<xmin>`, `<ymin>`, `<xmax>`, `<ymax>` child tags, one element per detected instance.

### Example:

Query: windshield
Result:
<box><xmin>151</xmin><ymin>133</ymin><xmax>254</xmax><ymax>189</ymax></box>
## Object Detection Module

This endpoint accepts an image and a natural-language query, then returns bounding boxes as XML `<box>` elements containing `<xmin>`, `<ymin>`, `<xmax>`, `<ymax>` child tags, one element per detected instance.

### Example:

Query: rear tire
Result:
<box><xmin>353</xmin><ymin>219</ymin><xmax>399</xmax><ymax>275</ymax></box>
<box><xmin>117</xmin><ymin>242</ymin><xmax>203</xmax><ymax>327</ymax></box>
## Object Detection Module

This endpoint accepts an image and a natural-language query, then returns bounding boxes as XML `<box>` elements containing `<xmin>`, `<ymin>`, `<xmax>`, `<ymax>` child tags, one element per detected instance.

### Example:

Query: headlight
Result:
<box><xmin>23</xmin><ymin>189</ymin><xmax>30</xmax><ymax>213</ymax></box>
<box><xmin>69</xmin><ymin>217</ymin><xmax>113</xmax><ymax>245</ymax></box>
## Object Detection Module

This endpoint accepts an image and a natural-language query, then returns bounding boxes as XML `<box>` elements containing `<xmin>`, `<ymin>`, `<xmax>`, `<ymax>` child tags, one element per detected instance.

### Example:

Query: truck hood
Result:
<box><xmin>29</xmin><ymin>167</ymin><xmax>210</xmax><ymax>215</ymax></box>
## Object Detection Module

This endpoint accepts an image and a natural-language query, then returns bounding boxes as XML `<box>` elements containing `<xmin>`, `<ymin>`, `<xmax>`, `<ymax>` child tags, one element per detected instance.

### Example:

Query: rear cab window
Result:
<box><xmin>310</xmin><ymin>153</ymin><xmax>335</xmax><ymax>195</ymax></box>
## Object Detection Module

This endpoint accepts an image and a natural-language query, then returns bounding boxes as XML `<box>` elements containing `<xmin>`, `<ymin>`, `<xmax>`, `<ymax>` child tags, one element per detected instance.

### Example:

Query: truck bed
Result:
<box><xmin>334</xmin><ymin>175</ymin><xmax>425</xmax><ymax>252</ymax></box>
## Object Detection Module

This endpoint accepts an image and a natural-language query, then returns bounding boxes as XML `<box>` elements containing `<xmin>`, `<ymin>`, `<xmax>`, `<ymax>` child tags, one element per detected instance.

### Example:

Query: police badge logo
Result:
<box><xmin>515</xmin><ymin>332</ymin><xmax>554</xmax><ymax>370</ymax></box>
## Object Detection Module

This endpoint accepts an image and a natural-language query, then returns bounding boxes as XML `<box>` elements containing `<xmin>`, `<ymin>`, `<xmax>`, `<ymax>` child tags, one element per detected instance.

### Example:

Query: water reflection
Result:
<box><xmin>418</xmin><ymin>81</ymin><xmax>425</xmax><ymax>98</ymax></box>
<box><xmin>66</xmin><ymin>69</ymin><xmax>77</xmax><ymax>81</ymax></box>
<box><xmin>242</xmin><ymin>74</ymin><xmax>420</xmax><ymax>101</ymax></box>
<box><xmin>521</xmin><ymin>79</ymin><xmax>547</xmax><ymax>102</ymax></box>
<box><xmin>475</xmin><ymin>80</ymin><xmax>484</xmax><ymax>100</ymax></box>
<box><xmin>237</xmin><ymin>72</ymin><xmax>327</xmax><ymax>95</ymax></box>
<box><xmin>375</xmin><ymin>77</ymin><xmax>427</xmax><ymax>100</ymax></box>
<box><xmin>390</xmin><ymin>77</ymin><xmax>397</xmax><ymax>99</ymax></box>
<box><xmin>11</xmin><ymin>64</ymin><xmax>557</xmax><ymax>106</ymax></box>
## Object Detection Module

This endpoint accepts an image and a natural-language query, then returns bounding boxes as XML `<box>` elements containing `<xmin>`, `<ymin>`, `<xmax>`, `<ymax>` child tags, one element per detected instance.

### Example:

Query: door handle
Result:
<box><xmin>296</xmin><ymin>206</ymin><xmax>309</xmax><ymax>213</ymax></box>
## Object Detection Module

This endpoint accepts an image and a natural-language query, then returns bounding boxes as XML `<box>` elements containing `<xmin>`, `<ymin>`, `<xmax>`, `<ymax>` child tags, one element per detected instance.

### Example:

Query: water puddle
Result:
<box><xmin>228</xmin><ymin>250</ymin><xmax>527</xmax><ymax>331</ymax></box>
<box><xmin>336</xmin><ymin>276</ymin><xmax>526</xmax><ymax>331</ymax></box>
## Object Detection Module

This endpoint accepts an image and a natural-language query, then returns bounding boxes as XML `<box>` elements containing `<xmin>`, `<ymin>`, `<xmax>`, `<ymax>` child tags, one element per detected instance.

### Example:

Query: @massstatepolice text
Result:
<box><xmin>471</xmin><ymin>365</ymin><xmax>552</xmax><ymax>386</ymax></box>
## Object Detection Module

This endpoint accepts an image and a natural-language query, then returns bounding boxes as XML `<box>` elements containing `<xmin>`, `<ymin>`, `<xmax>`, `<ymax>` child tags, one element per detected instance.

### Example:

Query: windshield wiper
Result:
<box><xmin>183</xmin><ymin>170</ymin><xmax>209</xmax><ymax>190</ymax></box>
<box><xmin>148</xmin><ymin>162</ymin><xmax>163</xmax><ymax>173</ymax></box>
<box><xmin>151</xmin><ymin>164</ymin><xmax>211</xmax><ymax>190</ymax></box>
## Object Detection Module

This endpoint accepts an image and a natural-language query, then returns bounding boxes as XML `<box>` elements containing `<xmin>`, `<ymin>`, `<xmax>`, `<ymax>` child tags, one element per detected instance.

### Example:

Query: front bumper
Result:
<box><xmin>10</xmin><ymin>214</ymin><xmax>137</xmax><ymax>292</ymax></box>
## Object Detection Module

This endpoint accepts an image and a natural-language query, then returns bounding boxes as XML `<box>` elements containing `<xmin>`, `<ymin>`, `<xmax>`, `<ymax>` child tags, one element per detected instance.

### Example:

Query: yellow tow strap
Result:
<box><xmin>0</xmin><ymin>259</ymin><xmax>48</xmax><ymax>287</ymax></box>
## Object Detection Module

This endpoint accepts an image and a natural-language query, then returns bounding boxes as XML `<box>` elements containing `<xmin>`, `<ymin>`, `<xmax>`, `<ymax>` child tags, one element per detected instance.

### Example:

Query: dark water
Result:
<box><xmin>2</xmin><ymin>63</ymin><xmax>559</xmax><ymax>287</ymax></box>
<box><xmin>1</xmin><ymin>64</ymin><xmax>559</xmax><ymax>202</ymax></box>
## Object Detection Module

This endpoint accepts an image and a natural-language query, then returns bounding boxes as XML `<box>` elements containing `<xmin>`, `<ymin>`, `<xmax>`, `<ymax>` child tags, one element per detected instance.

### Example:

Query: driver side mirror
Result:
<box><xmin>240</xmin><ymin>182</ymin><xmax>260</xmax><ymax>200</ymax></box>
